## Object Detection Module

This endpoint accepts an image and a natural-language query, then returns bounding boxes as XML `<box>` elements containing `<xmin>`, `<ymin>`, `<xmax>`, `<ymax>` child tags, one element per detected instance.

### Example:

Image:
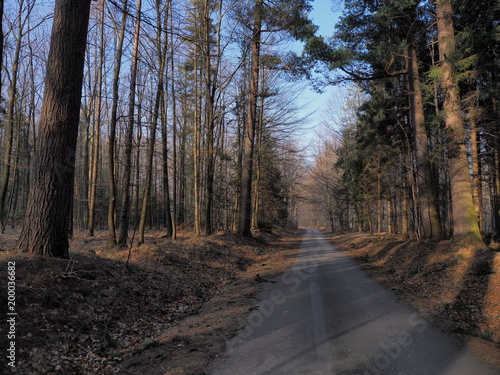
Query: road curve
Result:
<box><xmin>208</xmin><ymin>228</ymin><xmax>499</xmax><ymax>375</ymax></box>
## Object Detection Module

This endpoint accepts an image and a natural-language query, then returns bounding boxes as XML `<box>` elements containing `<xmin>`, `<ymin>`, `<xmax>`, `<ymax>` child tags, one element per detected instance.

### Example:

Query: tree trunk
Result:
<box><xmin>377</xmin><ymin>162</ymin><xmax>382</xmax><ymax>236</ymax></box>
<box><xmin>0</xmin><ymin>0</ymin><xmax>25</xmax><ymax>227</ymax></box>
<box><xmin>108</xmin><ymin>0</ymin><xmax>128</xmax><ymax>246</ymax></box>
<box><xmin>88</xmin><ymin>0</ymin><xmax>105</xmax><ymax>237</ymax></box>
<box><xmin>407</xmin><ymin>45</ymin><xmax>442</xmax><ymax>239</ymax></box>
<box><xmin>193</xmin><ymin>43</ymin><xmax>202</xmax><ymax>236</ymax></box>
<box><xmin>202</xmin><ymin>0</ymin><xmax>214</xmax><ymax>236</ymax></box>
<box><xmin>118</xmin><ymin>0</ymin><xmax>142</xmax><ymax>247</ymax></box>
<box><xmin>15</xmin><ymin>0</ymin><xmax>91</xmax><ymax>257</ymax></box>
<box><xmin>239</xmin><ymin>0</ymin><xmax>262</xmax><ymax>236</ymax></box>
<box><xmin>161</xmin><ymin>93</ymin><xmax>174</xmax><ymax>237</ymax></box>
<box><xmin>436</xmin><ymin>0</ymin><xmax>483</xmax><ymax>246</ymax></box>
<box><xmin>0</xmin><ymin>0</ymin><xmax>4</xmax><ymax>99</ymax></box>
<box><xmin>139</xmin><ymin>0</ymin><xmax>170</xmax><ymax>243</ymax></box>
<box><xmin>469</xmin><ymin>102</ymin><xmax>482</xmax><ymax>232</ymax></box>
<box><xmin>169</xmin><ymin>3</ymin><xmax>177</xmax><ymax>239</ymax></box>
<box><xmin>495</xmin><ymin>144</ymin><xmax>500</xmax><ymax>237</ymax></box>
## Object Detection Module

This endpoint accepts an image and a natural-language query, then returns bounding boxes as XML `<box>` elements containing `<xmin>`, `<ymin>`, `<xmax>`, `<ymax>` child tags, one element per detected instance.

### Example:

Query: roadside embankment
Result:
<box><xmin>322</xmin><ymin>230</ymin><xmax>500</xmax><ymax>366</ymax></box>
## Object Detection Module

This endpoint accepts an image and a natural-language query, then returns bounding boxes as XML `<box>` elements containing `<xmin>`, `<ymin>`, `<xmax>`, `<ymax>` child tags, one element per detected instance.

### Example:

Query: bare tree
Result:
<box><xmin>106</xmin><ymin>0</ymin><xmax>129</xmax><ymax>246</ymax></box>
<box><xmin>118</xmin><ymin>0</ymin><xmax>142</xmax><ymax>247</ymax></box>
<box><xmin>239</xmin><ymin>0</ymin><xmax>262</xmax><ymax>236</ymax></box>
<box><xmin>88</xmin><ymin>0</ymin><xmax>105</xmax><ymax>237</ymax></box>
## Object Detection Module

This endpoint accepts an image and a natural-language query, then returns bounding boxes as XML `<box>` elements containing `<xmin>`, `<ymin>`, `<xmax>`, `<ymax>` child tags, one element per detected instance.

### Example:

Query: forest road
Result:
<box><xmin>208</xmin><ymin>228</ymin><xmax>500</xmax><ymax>375</ymax></box>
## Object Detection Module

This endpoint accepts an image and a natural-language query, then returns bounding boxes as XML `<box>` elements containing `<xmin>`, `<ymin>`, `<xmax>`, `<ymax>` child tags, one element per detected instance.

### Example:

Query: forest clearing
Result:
<box><xmin>0</xmin><ymin>0</ymin><xmax>499</xmax><ymax>373</ymax></box>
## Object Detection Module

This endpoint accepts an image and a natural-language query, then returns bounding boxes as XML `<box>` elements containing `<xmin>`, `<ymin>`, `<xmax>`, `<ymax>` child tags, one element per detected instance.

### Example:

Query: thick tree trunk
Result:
<box><xmin>407</xmin><ymin>45</ymin><xmax>442</xmax><ymax>239</ymax></box>
<box><xmin>239</xmin><ymin>0</ymin><xmax>262</xmax><ymax>236</ymax></box>
<box><xmin>15</xmin><ymin>0</ymin><xmax>91</xmax><ymax>257</ymax></box>
<box><xmin>436</xmin><ymin>0</ymin><xmax>483</xmax><ymax>247</ymax></box>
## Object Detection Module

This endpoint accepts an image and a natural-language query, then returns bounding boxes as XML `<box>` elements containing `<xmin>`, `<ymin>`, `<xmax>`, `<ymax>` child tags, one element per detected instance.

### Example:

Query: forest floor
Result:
<box><xmin>1</xmin><ymin>228</ymin><xmax>499</xmax><ymax>374</ymax></box>
<box><xmin>0</xmin><ymin>227</ymin><xmax>302</xmax><ymax>375</ymax></box>
<box><xmin>323</xmin><ymin>230</ymin><xmax>500</xmax><ymax>368</ymax></box>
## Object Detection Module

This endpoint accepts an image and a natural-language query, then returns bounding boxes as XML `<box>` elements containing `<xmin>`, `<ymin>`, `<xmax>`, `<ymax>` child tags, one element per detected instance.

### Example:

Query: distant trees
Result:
<box><xmin>304</xmin><ymin>0</ymin><xmax>499</xmax><ymax>246</ymax></box>
<box><xmin>2</xmin><ymin>0</ymin><xmax>498</xmax><ymax>255</ymax></box>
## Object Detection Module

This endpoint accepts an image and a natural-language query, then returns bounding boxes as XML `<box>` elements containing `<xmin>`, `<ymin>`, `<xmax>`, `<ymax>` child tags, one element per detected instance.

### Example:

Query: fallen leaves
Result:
<box><xmin>0</xmin><ymin>230</ymin><xmax>269</xmax><ymax>374</ymax></box>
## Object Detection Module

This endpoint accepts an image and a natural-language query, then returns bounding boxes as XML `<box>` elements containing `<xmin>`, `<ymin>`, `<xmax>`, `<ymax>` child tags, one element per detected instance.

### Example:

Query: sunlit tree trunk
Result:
<box><xmin>239</xmin><ymin>0</ymin><xmax>262</xmax><ymax>236</ymax></box>
<box><xmin>436</xmin><ymin>0</ymin><xmax>483</xmax><ymax>246</ymax></box>
<box><xmin>251</xmin><ymin>93</ymin><xmax>264</xmax><ymax>230</ymax></box>
<box><xmin>407</xmin><ymin>45</ymin><xmax>442</xmax><ymax>239</ymax></box>
<box><xmin>468</xmin><ymin>101</ymin><xmax>482</xmax><ymax>232</ymax></box>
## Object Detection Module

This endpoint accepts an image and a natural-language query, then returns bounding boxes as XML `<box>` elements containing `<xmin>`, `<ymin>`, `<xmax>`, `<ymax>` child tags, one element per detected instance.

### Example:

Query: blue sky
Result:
<box><xmin>294</xmin><ymin>0</ymin><xmax>345</xmax><ymax>156</ymax></box>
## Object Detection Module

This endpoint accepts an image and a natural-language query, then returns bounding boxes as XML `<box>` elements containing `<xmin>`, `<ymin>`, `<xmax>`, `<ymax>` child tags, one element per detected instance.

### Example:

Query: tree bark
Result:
<box><xmin>107</xmin><ymin>0</ymin><xmax>129</xmax><ymax>246</ymax></box>
<box><xmin>239</xmin><ymin>0</ymin><xmax>262</xmax><ymax>236</ymax></box>
<box><xmin>407</xmin><ymin>45</ymin><xmax>442</xmax><ymax>239</ymax></box>
<box><xmin>15</xmin><ymin>0</ymin><xmax>92</xmax><ymax>257</ymax></box>
<box><xmin>0</xmin><ymin>0</ymin><xmax>4</xmax><ymax>99</ymax></box>
<box><xmin>88</xmin><ymin>0</ymin><xmax>105</xmax><ymax>237</ymax></box>
<box><xmin>169</xmin><ymin>2</ymin><xmax>177</xmax><ymax>239</ymax></box>
<box><xmin>436</xmin><ymin>0</ymin><xmax>483</xmax><ymax>246</ymax></box>
<box><xmin>0</xmin><ymin>0</ymin><xmax>25</xmax><ymax>227</ymax></box>
<box><xmin>118</xmin><ymin>0</ymin><xmax>142</xmax><ymax>247</ymax></box>
<box><xmin>193</xmin><ymin>42</ymin><xmax>202</xmax><ymax>236</ymax></box>
<box><xmin>139</xmin><ymin>0</ymin><xmax>170</xmax><ymax>243</ymax></box>
<box><xmin>469</xmin><ymin>102</ymin><xmax>482</xmax><ymax>232</ymax></box>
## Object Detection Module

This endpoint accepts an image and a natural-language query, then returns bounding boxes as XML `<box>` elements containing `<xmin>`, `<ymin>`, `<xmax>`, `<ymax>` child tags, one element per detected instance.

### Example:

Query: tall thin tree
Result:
<box><xmin>239</xmin><ymin>0</ymin><xmax>262</xmax><ymax>236</ymax></box>
<box><xmin>118</xmin><ymin>0</ymin><xmax>142</xmax><ymax>247</ymax></box>
<box><xmin>107</xmin><ymin>0</ymin><xmax>129</xmax><ymax>246</ymax></box>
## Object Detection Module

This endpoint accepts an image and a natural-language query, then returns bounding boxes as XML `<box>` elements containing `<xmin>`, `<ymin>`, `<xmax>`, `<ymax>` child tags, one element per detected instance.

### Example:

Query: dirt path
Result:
<box><xmin>208</xmin><ymin>228</ymin><xmax>500</xmax><ymax>375</ymax></box>
<box><xmin>115</xmin><ymin>231</ymin><xmax>302</xmax><ymax>375</ymax></box>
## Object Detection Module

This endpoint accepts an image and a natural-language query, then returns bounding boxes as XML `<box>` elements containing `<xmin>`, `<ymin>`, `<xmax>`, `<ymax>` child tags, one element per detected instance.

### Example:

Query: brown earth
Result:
<box><xmin>2</xmin><ymin>227</ymin><xmax>499</xmax><ymax>374</ymax></box>
<box><xmin>322</xmin><ymin>230</ymin><xmax>500</xmax><ymax>367</ymax></box>
<box><xmin>0</xmin><ymin>228</ymin><xmax>302</xmax><ymax>375</ymax></box>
